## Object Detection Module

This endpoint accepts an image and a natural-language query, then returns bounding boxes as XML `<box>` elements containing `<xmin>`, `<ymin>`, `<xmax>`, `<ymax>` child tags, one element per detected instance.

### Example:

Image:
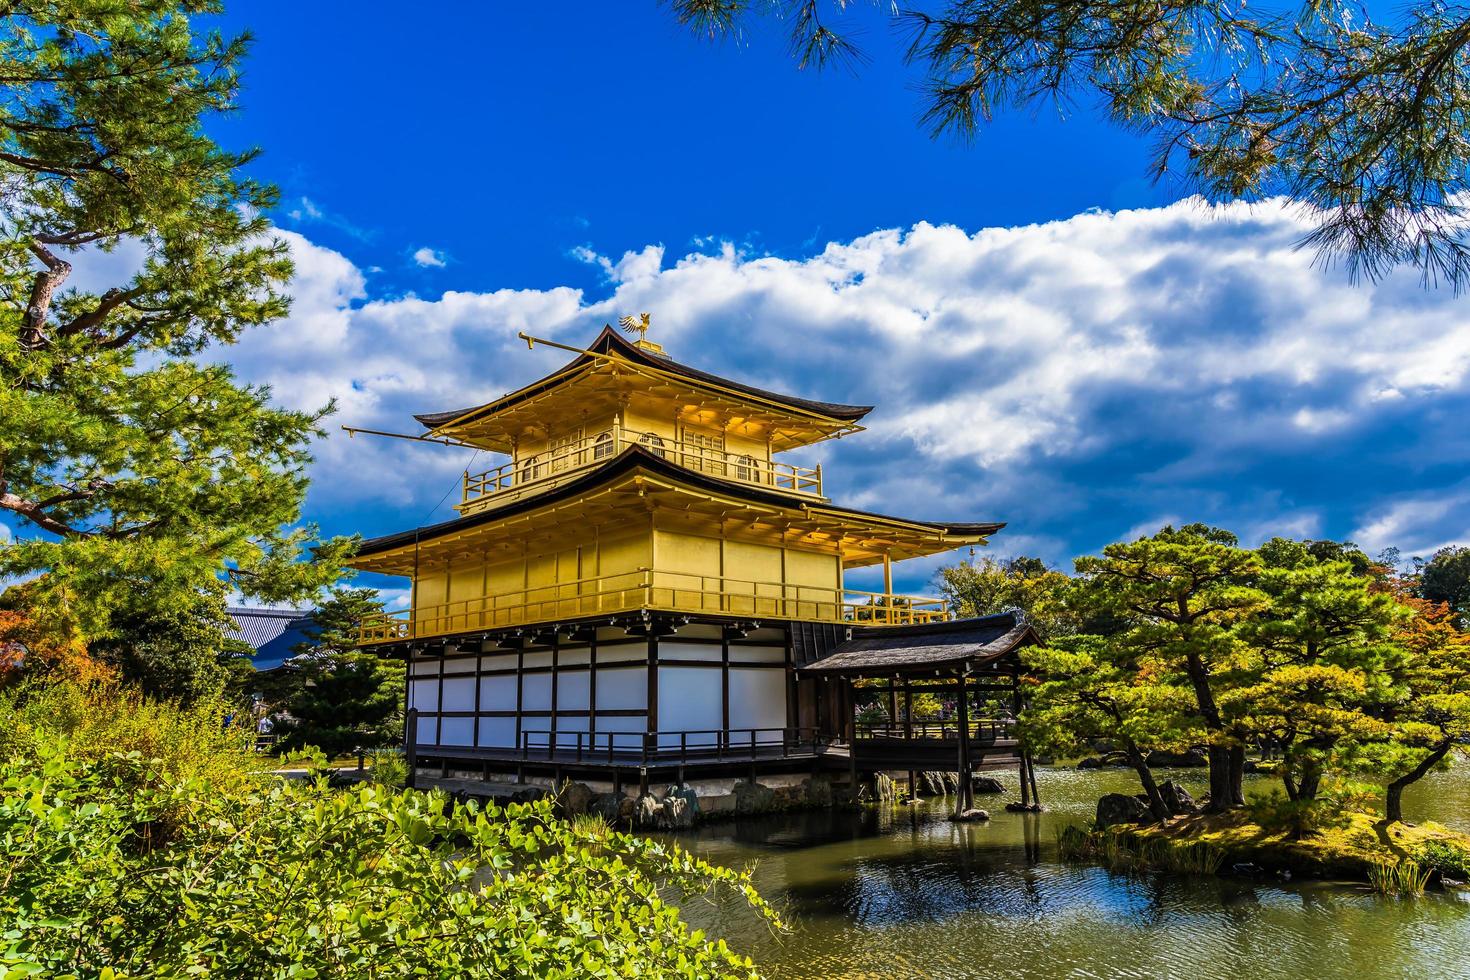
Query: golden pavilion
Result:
<box><xmin>350</xmin><ymin>323</ymin><xmax>1040</xmax><ymax>812</ymax></box>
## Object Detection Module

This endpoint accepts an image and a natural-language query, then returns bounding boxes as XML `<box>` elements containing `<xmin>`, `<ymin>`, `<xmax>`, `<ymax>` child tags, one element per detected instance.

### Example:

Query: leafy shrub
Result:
<box><xmin>366</xmin><ymin>747</ymin><xmax>409</xmax><ymax>788</ymax></box>
<box><xmin>0</xmin><ymin>678</ymin><xmax>260</xmax><ymax>794</ymax></box>
<box><xmin>1415</xmin><ymin>840</ymin><xmax>1470</xmax><ymax>882</ymax></box>
<box><xmin>1246</xmin><ymin>790</ymin><xmax>1352</xmax><ymax>838</ymax></box>
<box><xmin>0</xmin><ymin>750</ymin><xmax>780</xmax><ymax>978</ymax></box>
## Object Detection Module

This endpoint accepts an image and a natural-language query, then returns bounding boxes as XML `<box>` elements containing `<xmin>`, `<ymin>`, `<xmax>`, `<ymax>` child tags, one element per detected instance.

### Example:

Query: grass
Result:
<box><xmin>1368</xmin><ymin>858</ymin><xmax>1432</xmax><ymax>897</ymax></box>
<box><xmin>1121</xmin><ymin>809</ymin><xmax>1470</xmax><ymax>882</ymax></box>
<box><xmin>1057</xmin><ymin>824</ymin><xmax>1225</xmax><ymax>876</ymax></box>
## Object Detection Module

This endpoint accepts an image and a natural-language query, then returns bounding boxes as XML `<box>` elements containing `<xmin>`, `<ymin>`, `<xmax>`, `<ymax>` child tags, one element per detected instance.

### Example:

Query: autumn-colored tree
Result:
<box><xmin>1369</xmin><ymin>589</ymin><xmax>1470</xmax><ymax>824</ymax></box>
<box><xmin>0</xmin><ymin>584</ymin><xmax>108</xmax><ymax>684</ymax></box>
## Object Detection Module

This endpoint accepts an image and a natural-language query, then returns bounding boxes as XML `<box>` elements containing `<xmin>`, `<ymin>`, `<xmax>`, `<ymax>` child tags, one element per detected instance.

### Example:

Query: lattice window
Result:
<box><xmin>682</xmin><ymin>427</ymin><xmax>726</xmax><ymax>476</ymax></box>
<box><xmin>548</xmin><ymin>428</ymin><xmax>584</xmax><ymax>473</ymax></box>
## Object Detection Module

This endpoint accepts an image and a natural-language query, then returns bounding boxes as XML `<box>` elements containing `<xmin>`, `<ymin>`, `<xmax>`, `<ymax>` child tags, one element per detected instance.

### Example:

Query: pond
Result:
<box><xmin>673</xmin><ymin>767</ymin><xmax>1470</xmax><ymax>979</ymax></box>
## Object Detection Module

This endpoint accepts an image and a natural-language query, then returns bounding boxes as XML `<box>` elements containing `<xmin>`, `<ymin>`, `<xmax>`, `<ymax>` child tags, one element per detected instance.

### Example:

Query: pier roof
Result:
<box><xmin>798</xmin><ymin>612</ymin><xmax>1036</xmax><ymax>677</ymax></box>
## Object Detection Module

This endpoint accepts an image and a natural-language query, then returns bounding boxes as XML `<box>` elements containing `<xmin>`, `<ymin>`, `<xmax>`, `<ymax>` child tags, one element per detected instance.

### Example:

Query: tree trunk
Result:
<box><xmin>1125</xmin><ymin>740</ymin><xmax>1171</xmax><ymax>822</ymax></box>
<box><xmin>1297</xmin><ymin>758</ymin><xmax>1322</xmax><ymax>803</ymax></box>
<box><xmin>1383</xmin><ymin>738</ymin><xmax>1454</xmax><ymax>825</ymax></box>
<box><xmin>1205</xmin><ymin>746</ymin><xmax>1236</xmax><ymax>812</ymax></box>
<box><xmin>1228</xmin><ymin>744</ymin><xmax>1246</xmax><ymax>805</ymax></box>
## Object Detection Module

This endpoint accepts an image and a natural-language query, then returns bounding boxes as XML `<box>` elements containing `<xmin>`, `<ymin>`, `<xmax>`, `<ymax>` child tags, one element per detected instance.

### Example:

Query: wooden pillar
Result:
<box><xmin>955</xmin><ymin>671</ymin><xmax>972</xmax><ymax>816</ymax></box>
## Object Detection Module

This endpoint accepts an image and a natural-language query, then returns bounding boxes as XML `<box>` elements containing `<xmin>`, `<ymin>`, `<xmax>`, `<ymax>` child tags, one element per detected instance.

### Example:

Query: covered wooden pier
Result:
<box><xmin>799</xmin><ymin>612</ymin><xmax>1044</xmax><ymax>815</ymax></box>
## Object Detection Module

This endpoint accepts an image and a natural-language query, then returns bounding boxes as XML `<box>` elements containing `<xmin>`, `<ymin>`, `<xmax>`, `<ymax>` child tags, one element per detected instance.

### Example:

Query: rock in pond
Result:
<box><xmin>1096</xmin><ymin>793</ymin><xmax>1150</xmax><ymax>828</ymax></box>
<box><xmin>971</xmin><ymin>775</ymin><xmax>1005</xmax><ymax>795</ymax></box>
<box><xmin>950</xmin><ymin>808</ymin><xmax>990</xmax><ymax>822</ymax></box>
<box><xmin>1145</xmin><ymin>748</ymin><xmax>1208</xmax><ymax>768</ymax></box>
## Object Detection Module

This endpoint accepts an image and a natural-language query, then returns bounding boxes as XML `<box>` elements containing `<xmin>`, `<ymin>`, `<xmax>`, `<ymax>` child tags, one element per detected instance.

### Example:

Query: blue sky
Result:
<box><xmin>20</xmin><ymin>3</ymin><xmax>1470</xmax><ymax>604</ymax></box>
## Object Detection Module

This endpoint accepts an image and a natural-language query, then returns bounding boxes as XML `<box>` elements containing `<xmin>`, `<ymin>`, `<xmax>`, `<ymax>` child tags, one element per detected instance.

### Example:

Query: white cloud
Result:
<box><xmin>412</xmin><ymin>247</ymin><xmax>447</xmax><ymax>269</ymax></box>
<box><xmin>224</xmin><ymin>197</ymin><xmax>1470</xmax><ymax>573</ymax></box>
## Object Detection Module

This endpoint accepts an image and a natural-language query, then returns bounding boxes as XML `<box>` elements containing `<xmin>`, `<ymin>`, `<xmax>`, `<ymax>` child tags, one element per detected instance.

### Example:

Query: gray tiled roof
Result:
<box><xmin>225</xmin><ymin>607</ymin><xmax>316</xmax><ymax>672</ymax></box>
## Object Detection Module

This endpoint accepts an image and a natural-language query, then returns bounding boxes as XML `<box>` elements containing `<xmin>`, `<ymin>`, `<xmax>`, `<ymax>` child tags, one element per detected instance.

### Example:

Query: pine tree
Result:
<box><xmin>0</xmin><ymin>1</ymin><xmax>352</xmax><ymax>639</ymax></box>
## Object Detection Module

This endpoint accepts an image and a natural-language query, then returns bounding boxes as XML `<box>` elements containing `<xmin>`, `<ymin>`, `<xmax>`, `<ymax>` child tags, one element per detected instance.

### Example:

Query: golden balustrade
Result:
<box><xmin>458</xmin><ymin>424</ymin><xmax>823</xmax><ymax>513</ymax></box>
<box><xmin>356</xmin><ymin>567</ymin><xmax>949</xmax><ymax>645</ymax></box>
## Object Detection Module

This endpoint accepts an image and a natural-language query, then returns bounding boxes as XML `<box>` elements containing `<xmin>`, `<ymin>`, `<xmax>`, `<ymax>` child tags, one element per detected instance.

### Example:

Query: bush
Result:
<box><xmin>1246</xmin><ymin>790</ymin><xmax>1352</xmax><ymax>838</ymax></box>
<box><xmin>1415</xmin><ymin>840</ymin><xmax>1470</xmax><ymax>882</ymax></box>
<box><xmin>0</xmin><ymin>681</ymin><xmax>781</xmax><ymax>978</ymax></box>
<box><xmin>0</xmin><ymin>678</ymin><xmax>260</xmax><ymax>794</ymax></box>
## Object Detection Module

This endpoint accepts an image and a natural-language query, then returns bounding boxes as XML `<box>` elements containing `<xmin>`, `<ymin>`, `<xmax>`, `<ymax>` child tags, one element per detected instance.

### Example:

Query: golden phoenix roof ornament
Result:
<box><xmin>618</xmin><ymin>312</ymin><xmax>664</xmax><ymax>354</ymax></box>
<box><xmin>618</xmin><ymin>312</ymin><xmax>651</xmax><ymax>339</ymax></box>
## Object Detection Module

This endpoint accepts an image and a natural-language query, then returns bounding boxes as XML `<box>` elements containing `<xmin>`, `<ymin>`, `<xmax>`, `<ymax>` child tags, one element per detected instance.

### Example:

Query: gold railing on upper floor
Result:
<box><xmin>458</xmin><ymin>424</ymin><xmax>823</xmax><ymax>513</ymax></box>
<box><xmin>356</xmin><ymin>566</ymin><xmax>949</xmax><ymax>645</ymax></box>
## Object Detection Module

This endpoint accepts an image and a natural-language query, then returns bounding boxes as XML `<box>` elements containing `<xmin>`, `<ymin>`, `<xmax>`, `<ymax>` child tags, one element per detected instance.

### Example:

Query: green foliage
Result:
<box><xmin>0</xmin><ymin>753</ymin><xmax>780</xmax><ymax>979</ymax></box>
<box><xmin>365</xmin><ymin>748</ymin><xmax>408</xmax><ymax>788</ymax></box>
<box><xmin>1228</xmin><ymin>544</ymin><xmax>1408</xmax><ymax>802</ymax></box>
<box><xmin>1246</xmin><ymin>789</ymin><xmax>1353</xmax><ymax>839</ymax></box>
<box><xmin>0</xmin><ymin>0</ymin><xmax>353</xmax><ymax>641</ymax></box>
<box><xmin>1414</xmin><ymin>840</ymin><xmax>1470</xmax><ymax>882</ymax></box>
<box><xmin>87</xmin><ymin>585</ymin><xmax>251</xmax><ymax>703</ymax></box>
<box><xmin>1368</xmin><ymin>858</ymin><xmax>1431</xmax><ymax>897</ymax></box>
<box><xmin>1055</xmin><ymin>824</ymin><xmax>1225</xmax><ymax>876</ymax></box>
<box><xmin>268</xmin><ymin>590</ymin><xmax>404</xmax><ymax>757</ymax></box>
<box><xmin>937</xmin><ymin>554</ymin><xmax>1080</xmax><ymax>642</ymax></box>
<box><xmin>0</xmin><ymin>679</ymin><xmax>781</xmax><ymax>978</ymax></box>
<box><xmin>673</xmin><ymin>0</ymin><xmax>1470</xmax><ymax>289</ymax></box>
<box><xmin>1418</xmin><ymin>546</ymin><xmax>1470</xmax><ymax>624</ymax></box>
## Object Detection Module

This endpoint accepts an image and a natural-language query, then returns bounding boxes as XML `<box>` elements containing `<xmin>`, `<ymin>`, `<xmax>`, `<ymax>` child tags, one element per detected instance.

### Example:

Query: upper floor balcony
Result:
<box><xmin>356</xmin><ymin>566</ymin><xmax>950</xmax><ymax>645</ymax></box>
<box><xmin>458</xmin><ymin>423</ymin><xmax>823</xmax><ymax>514</ymax></box>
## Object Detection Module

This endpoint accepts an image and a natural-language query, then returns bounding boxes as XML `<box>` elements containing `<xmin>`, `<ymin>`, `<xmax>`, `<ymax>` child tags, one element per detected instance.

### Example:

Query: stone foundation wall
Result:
<box><xmin>412</xmin><ymin>766</ymin><xmax>1006</xmax><ymax>830</ymax></box>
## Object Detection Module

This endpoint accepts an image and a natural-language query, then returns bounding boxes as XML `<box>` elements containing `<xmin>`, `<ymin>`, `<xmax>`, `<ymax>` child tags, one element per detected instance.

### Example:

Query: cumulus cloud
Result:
<box><xmin>411</xmin><ymin>247</ymin><xmax>447</xmax><ymax>269</ymax></box>
<box><xmin>224</xmin><ymin>198</ymin><xmax>1470</xmax><ymax>586</ymax></box>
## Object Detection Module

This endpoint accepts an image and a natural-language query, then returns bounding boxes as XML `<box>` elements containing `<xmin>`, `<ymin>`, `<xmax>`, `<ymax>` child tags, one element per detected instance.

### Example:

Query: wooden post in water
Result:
<box><xmin>955</xmin><ymin>671</ymin><xmax>972</xmax><ymax>817</ymax></box>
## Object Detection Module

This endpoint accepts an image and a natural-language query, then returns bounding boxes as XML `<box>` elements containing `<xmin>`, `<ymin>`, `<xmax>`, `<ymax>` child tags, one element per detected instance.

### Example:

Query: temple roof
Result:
<box><xmin>350</xmin><ymin>443</ymin><xmax>1002</xmax><ymax>574</ymax></box>
<box><xmin>411</xmin><ymin>327</ymin><xmax>873</xmax><ymax>452</ymax></box>
<box><xmin>798</xmin><ymin>612</ymin><xmax>1036</xmax><ymax>677</ymax></box>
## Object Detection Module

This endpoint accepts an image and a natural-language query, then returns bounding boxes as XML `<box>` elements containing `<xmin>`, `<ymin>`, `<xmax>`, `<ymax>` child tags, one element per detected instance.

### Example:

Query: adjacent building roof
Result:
<box><xmin>414</xmin><ymin>326</ymin><xmax>874</xmax><ymax>432</ymax></box>
<box><xmin>225</xmin><ymin>607</ymin><xmax>316</xmax><ymax>672</ymax></box>
<box><xmin>798</xmin><ymin>611</ymin><xmax>1036</xmax><ymax>677</ymax></box>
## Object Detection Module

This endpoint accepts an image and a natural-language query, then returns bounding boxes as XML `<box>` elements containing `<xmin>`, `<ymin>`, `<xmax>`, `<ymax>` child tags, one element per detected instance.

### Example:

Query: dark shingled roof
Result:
<box><xmin>225</xmin><ymin>607</ymin><xmax>316</xmax><ymax>672</ymax></box>
<box><xmin>414</xmin><ymin>326</ymin><xmax>874</xmax><ymax>430</ymax></box>
<box><xmin>354</xmin><ymin>443</ymin><xmax>1004</xmax><ymax>559</ymax></box>
<box><xmin>798</xmin><ymin>612</ymin><xmax>1036</xmax><ymax>676</ymax></box>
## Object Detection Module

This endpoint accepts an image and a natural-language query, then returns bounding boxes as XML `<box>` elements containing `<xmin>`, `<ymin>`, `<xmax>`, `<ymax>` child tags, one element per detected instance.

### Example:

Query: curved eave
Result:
<box><xmin>413</xmin><ymin>326</ymin><xmax>873</xmax><ymax>434</ymax></box>
<box><xmin>350</xmin><ymin>444</ymin><xmax>1003</xmax><ymax>571</ymax></box>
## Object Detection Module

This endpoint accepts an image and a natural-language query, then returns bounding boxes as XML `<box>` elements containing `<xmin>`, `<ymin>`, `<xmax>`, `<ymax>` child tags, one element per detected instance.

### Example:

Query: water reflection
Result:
<box><xmin>673</xmin><ymin>767</ymin><xmax>1470</xmax><ymax>980</ymax></box>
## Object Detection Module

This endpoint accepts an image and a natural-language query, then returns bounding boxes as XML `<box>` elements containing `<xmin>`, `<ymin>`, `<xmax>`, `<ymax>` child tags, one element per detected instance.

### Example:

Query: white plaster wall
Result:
<box><xmin>478</xmin><ymin>674</ymin><xmax>517</xmax><ymax>711</ymax></box>
<box><xmin>441</xmin><ymin>676</ymin><xmax>475</xmax><ymax>712</ymax></box>
<box><xmin>657</xmin><ymin>665</ymin><xmax>722</xmax><ymax>746</ymax></box>
<box><xmin>728</xmin><ymin>667</ymin><xmax>786</xmax><ymax>733</ymax></box>
<box><xmin>477</xmin><ymin>716</ymin><xmax>516</xmax><ymax>747</ymax></box>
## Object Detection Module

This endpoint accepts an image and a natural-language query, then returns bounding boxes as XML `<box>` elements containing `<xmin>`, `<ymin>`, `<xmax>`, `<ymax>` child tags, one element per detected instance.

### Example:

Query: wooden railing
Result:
<box><xmin>357</xmin><ymin>567</ymin><xmax>950</xmax><ymax>644</ymax></box>
<box><xmin>513</xmin><ymin>727</ymin><xmax>827</xmax><ymax>765</ymax></box>
<box><xmin>853</xmin><ymin>719</ymin><xmax>1016</xmax><ymax>743</ymax></box>
<box><xmin>458</xmin><ymin>423</ymin><xmax>823</xmax><ymax>513</ymax></box>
